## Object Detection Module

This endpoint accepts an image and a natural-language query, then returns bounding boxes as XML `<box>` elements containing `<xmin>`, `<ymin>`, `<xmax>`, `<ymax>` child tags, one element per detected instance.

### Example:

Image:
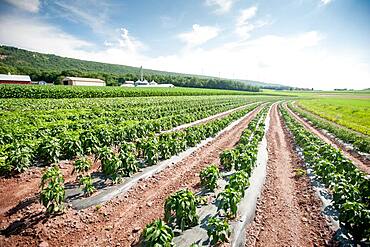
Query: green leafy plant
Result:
<box><xmin>206</xmin><ymin>216</ymin><xmax>231</xmax><ymax>245</ymax></box>
<box><xmin>220</xmin><ymin>150</ymin><xmax>237</xmax><ymax>171</ymax></box>
<box><xmin>200</xmin><ymin>164</ymin><xmax>220</xmax><ymax>191</ymax></box>
<box><xmin>40</xmin><ymin>165</ymin><xmax>65</xmax><ymax>213</ymax></box>
<box><xmin>101</xmin><ymin>154</ymin><xmax>124</xmax><ymax>184</ymax></box>
<box><xmin>38</xmin><ymin>137</ymin><xmax>62</xmax><ymax>164</ymax></box>
<box><xmin>0</xmin><ymin>156</ymin><xmax>12</xmax><ymax>176</ymax></box>
<box><xmin>73</xmin><ymin>156</ymin><xmax>92</xmax><ymax>175</ymax></box>
<box><xmin>226</xmin><ymin>170</ymin><xmax>249</xmax><ymax>197</ymax></box>
<box><xmin>119</xmin><ymin>150</ymin><xmax>139</xmax><ymax>176</ymax></box>
<box><xmin>164</xmin><ymin>189</ymin><xmax>199</xmax><ymax>231</ymax></box>
<box><xmin>79</xmin><ymin>175</ymin><xmax>96</xmax><ymax>196</ymax></box>
<box><xmin>6</xmin><ymin>143</ymin><xmax>33</xmax><ymax>173</ymax></box>
<box><xmin>142</xmin><ymin>219</ymin><xmax>174</xmax><ymax>247</ymax></box>
<box><xmin>216</xmin><ymin>187</ymin><xmax>241</xmax><ymax>218</ymax></box>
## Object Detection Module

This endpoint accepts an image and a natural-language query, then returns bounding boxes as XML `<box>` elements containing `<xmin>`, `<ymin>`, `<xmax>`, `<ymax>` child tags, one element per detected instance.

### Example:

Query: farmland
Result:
<box><xmin>0</xmin><ymin>88</ymin><xmax>369</xmax><ymax>246</ymax></box>
<box><xmin>298</xmin><ymin>98</ymin><xmax>370</xmax><ymax>135</ymax></box>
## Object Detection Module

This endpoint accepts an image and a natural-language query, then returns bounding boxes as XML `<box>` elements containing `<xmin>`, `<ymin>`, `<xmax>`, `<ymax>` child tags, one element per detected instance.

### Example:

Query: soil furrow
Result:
<box><xmin>0</xmin><ymin>103</ymin><xmax>257</xmax><ymax>225</ymax></box>
<box><xmin>245</xmin><ymin>103</ymin><xmax>335</xmax><ymax>247</ymax></box>
<box><xmin>285</xmin><ymin>104</ymin><xmax>370</xmax><ymax>174</ymax></box>
<box><xmin>0</xmin><ymin>107</ymin><xmax>261</xmax><ymax>247</ymax></box>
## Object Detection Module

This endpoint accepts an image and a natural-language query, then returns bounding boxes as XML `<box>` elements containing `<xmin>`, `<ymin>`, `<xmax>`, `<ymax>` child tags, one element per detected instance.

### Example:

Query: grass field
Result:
<box><xmin>298</xmin><ymin>98</ymin><xmax>370</xmax><ymax>135</ymax></box>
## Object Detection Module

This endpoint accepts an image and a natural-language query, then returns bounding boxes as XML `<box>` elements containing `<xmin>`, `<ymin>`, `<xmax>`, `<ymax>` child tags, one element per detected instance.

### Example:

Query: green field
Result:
<box><xmin>0</xmin><ymin>84</ymin><xmax>294</xmax><ymax>99</ymax></box>
<box><xmin>298</xmin><ymin>98</ymin><xmax>370</xmax><ymax>135</ymax></box>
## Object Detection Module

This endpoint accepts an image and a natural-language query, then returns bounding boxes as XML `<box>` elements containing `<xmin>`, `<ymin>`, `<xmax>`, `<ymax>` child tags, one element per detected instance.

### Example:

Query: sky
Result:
<box><xmin>0</xmin><ymin>0</ymin><xmax>369</xmax><ymax>90</ymax></box>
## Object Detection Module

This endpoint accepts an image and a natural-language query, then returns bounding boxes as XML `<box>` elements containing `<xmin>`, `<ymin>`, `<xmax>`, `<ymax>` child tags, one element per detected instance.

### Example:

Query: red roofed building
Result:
<box><xmin>0</xmin><ymin>74</ymin><xmax>32</xmax><ymax>84</ymax></box>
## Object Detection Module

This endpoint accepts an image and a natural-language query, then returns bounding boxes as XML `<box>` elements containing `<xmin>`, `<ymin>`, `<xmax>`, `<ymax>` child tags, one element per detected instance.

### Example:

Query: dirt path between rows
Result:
<box><xmin>245</xmin><ymin>104</ymin><xmax>335</xmax><ymax>247</ymax></box>
<box><xmin>285</xmin><ymin>104</ymin><xmax>370</xmax><ymax>174</ymax></box>
<box><xmin>0</xmin><ymin>103</ymin><xmax>258</xmax><ymax>222</ymax></box>
<box><xmin>0</xmin><ymin>107</ymin><xmax>261</xmax><ymax>247</ymax></box>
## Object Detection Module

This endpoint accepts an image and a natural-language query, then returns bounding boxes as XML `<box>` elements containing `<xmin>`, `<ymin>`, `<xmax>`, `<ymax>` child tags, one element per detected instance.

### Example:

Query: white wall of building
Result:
<box><xmin>73</xmin><ymin>80</ymin><xmax>106</xmax><ymax>86</ymax></box>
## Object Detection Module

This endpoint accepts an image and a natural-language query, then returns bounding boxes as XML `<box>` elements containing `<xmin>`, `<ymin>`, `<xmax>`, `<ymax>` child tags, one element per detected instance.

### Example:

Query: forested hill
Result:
<box><xmin>0</xmin><ymin>45</ymin><xmax>289</xmax><ymax>91</ymax></box>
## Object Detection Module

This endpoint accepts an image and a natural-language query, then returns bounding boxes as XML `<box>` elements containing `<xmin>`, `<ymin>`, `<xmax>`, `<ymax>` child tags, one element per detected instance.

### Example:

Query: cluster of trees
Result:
<box><xmin>0</xmin><ymin>46</ymin><xmax>263</xmax><ymax>92</ymax></box>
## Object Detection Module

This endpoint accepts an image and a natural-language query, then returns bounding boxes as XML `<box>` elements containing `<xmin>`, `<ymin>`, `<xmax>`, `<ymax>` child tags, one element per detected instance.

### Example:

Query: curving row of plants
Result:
<box><xmin>280</xmin><ymin>105</ymin><xmax>370</xmax><ymax>241</ymax></box>
<box><xmin>37</xmin><ymin>103</ymin><xmax>261</xmax><ymax>214</ymax></box>
<box><xmin>140</xmin><ymin>105</ymin><xmax>270</xmax><ymax>246</ymax></box>
<box><xmin>0</xmin><ymin>97</ymin><xmax>248</xmax><ymax>143</ymax></box>
<box><xmin>288</xmin><ymin>102</ymin><xmax>370</xmax><ymax>154</ymax></box>
<box><xmin>0</xmin><ymin>97</ymin><xmax>260</xmax><ymax>175</ymax></box>
<box><xmin>98</xmin><ymin>103</ymin><xmax>261</xmax><ymax>184</ymax></box>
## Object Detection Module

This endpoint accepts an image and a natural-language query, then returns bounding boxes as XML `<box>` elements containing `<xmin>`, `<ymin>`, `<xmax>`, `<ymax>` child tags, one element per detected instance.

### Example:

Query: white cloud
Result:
<box><xmin>320</xmin><ymin>0</ymin><xmax>332</xmax><ymax>5</ymax></box>
<box><xmin>0</xmin><ymin>15</ymin><xmax>91</xmax><ymax>56</ymax></box>
<box><xmin>146</xmin><ymin>31</ymin><xmax>369</xmax><ymax>90</ymax></box>
<box><xmin>54</xmin><ymin>1</ymin><xmax>108</xmax><ymax>35</ymax></box>
<box><xmin>0</xmin><ymin>14</ymin><xmax>369</xmax><ymax>90</ymax></box>
<box><xmin>178</xmin><ymin>24</ymin><xmax>220</xmax><ymax>47</ymax></box>
<box><xmin>4</xmin><ymin>0</ymin><xmax>40</xmax><ymax>13</ymax></box>
<box><xmin>235</xmin><ymin>6</ymin><xmax>260</xmax><ymax>39</ymax></box>
<box><xmin>205</xmin><ymin>0</ymin><xmax>236</xmax><ymax>14</ymax></box>
<box><xmin>237</xmin><ymin>6</ymin><xmax>257</xmax><ymax>26</ymax></box>
<box><xmin>115</xmin><ymin>28</ymin><xmax>145</xmax><ymax>53</ymax></box>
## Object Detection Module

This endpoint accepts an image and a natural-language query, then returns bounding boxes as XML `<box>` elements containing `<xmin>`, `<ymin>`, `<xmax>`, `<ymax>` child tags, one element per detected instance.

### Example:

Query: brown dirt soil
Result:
<box><xmin>286</xmin><ymin>104</ymin><xmax>370</xmax><ymax>174</ymax></box>
<box><xmin>0</xmin><ymin>160</ymin><xmax>98</xmax><ymax>225</ymax></box>
<box><xmin>0</xmin><ymin>103</ymin><xmax>254</xmax><ymax>226</ymax></box>
<box><xmin>245</xmin><ymin>104</ymin><xmax>336</xmax><ymax>247</ymax></box>
<box><xmin>0</xmin><ymin>107</ymin><xmax>261</xmax><ymax>247</ymax></box>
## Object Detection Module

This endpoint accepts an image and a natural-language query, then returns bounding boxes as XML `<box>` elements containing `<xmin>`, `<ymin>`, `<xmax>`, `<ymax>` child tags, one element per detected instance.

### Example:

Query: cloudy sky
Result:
<box><xmin>0</xmin><ymin>0</ymin><xmax>369</xmax><ymax>89</ymax></box>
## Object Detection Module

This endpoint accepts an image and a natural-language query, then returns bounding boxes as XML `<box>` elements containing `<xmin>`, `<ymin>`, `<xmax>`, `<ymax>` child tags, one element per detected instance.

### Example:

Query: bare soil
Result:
<box><xmin>245</xmin><ymin>104</ymin><xmax>336</xmax><ymax>247</ymax></box>
<box><xmin>286</xmin><ymin>104</ymin><xmax>370</xmax><ymax>174</ymax></box>
<box><xmin>0</xmin><ymin>107</ymin><xmax>261</xmax><ymax>247</ymax></box>
<box><xmin>0</xmin><ymin>160</ymin><xmax>100</xmax><ymax>227</ymax></box>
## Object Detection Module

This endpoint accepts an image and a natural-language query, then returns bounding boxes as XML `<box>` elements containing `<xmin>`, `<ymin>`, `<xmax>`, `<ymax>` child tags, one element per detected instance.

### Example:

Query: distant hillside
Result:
<box><xmin>0</xmin><ymin>45</ymin><xmax>289</xmax><ymax>91</ymax></box>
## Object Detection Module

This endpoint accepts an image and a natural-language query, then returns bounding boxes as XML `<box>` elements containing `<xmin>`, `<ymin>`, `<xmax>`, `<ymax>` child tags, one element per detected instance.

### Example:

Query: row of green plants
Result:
<box><xmin>0</xmin><ymin>84</ymin><xmax>260</xmax><ymax>99</ymax></box>
<box><xmin>140</xmin><ymin>106</ymin><xmax>269</xmax><ymax>246</ymax></box>
<box><xmin>288</xmin><ymin>102</ymin><xmax>370</xmax><ymax>153</ymax></box>
<box><xmin>280</xmin><ymin>105</ymin><xmax>370</xmax><ymax>241</ymax></box>
<box><xmin>0</xmin><ymin>96</ymin><xmax>247</xmax><ymax>143</ymax></box>
<box><xmin>0</xmin><ymin>97</ymin><xmax>258</xmax><ymax>175</ymax></box>
<box><xmin>37</xmin><ymin>103</ymin><xmax>260</xmax><ymax>214</ymax></box>
<box><xmin>96</xmin><ymin>103</ymin><xmax>260</xmax><ymax>184</ymax></box>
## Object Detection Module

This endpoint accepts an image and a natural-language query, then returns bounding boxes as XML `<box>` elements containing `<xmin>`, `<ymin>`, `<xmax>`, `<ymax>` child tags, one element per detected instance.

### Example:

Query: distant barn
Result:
<box><xmin>0</xmin><ymin>74</ymin><xmax>31</xmax><ymax>84</ymax></box>
<box><xmin>63</xmin><ymin>77</ymin><xmax>106</xmax><ymax>86</ymax></box>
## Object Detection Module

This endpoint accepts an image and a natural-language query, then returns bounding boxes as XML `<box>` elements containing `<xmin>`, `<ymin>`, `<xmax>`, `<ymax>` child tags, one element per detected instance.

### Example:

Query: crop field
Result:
<box><xmin>298</xmin><ymin>98</ymin><xmax>370</xmax><ymax>135</ymax></box>
<box><xmin>0</xmin><ymin>88</ymin><xmax>369</xmax><ymax>246</ymax></box>
<box><xmin>0</xmin><ymin>84</ymin><xmax>286</xmax><ymax>99</ymax></box>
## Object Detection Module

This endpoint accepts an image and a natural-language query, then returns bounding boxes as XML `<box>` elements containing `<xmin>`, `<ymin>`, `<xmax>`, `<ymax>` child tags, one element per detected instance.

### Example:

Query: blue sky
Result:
<box><xmin>0</xmin><ymin>0</ymin><xmax>369</xmax><ymax>89</ymax></box>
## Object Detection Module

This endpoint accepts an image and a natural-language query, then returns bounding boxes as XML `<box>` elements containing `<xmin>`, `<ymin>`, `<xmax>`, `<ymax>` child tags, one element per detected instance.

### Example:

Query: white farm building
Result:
<box><xmin>62</xmin><ymin>77</ymin><xmax>106</xmax><ymax>86</ymax></box>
